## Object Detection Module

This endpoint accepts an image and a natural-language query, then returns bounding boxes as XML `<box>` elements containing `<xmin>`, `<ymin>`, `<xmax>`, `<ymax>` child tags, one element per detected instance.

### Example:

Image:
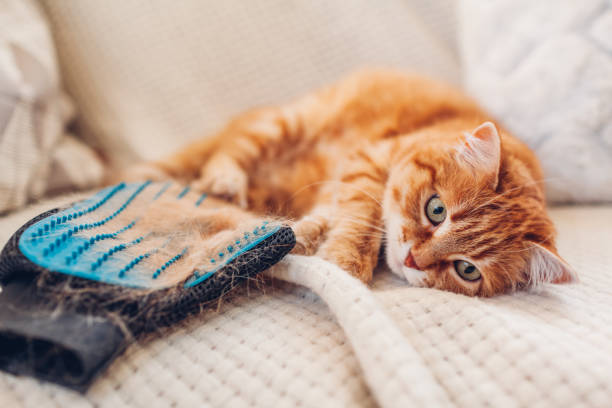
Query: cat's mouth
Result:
<box><xmin>403</xmin><ymin>249</ymin><xmax>428</xmax><ymax>286</ymax></box>
<box><xmin>401</xmin><ymin>266</ymin><xmax>427</xmax><ymax>287</ymax></box>
<box><xmin>404</xmin><ymin>250</ymin><xmax>422</xmax><ymax>270</ymax></box>
<box><xmin>385</xmin><ymin>242</ymin><xmax>427</xmax><ymax>287</ymax></box>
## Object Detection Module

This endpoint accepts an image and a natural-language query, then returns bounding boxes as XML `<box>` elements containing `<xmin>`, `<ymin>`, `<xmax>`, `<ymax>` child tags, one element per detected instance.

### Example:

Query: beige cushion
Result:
<box><xmin>39</xmin><ymin>0</ymin><xmax>459</xmax><ymax>167</ymax></box>
<box><xmin>459</xmin><ymin>0</ymin><xmax>612</xmax><ymax>203</ymax></box>
<box><xmin>0</xmin><ymin>0</ymin><xmax>103</xmax><ymax>213</ymax></box>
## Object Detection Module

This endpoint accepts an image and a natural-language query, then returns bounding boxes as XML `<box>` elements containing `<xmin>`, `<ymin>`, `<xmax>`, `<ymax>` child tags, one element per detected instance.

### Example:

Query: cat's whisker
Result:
<box><xmin>347</xmin><ymin>232</ymin><xmax>386</xmax><ymax>240</ymax></box>
<box><xmin>284</xmin><ymin>181</ymin><xmax>332</xmax><ymax>203</ymax></box>
<box><xmin>332</xmin><ymin>214</ymin><xmax>386</xmax><ymax>234</ymax></box>
<box><xmin>284</xmin><ymin>180</ymin><xmax>384</xmax><ymax>208</ymax></box>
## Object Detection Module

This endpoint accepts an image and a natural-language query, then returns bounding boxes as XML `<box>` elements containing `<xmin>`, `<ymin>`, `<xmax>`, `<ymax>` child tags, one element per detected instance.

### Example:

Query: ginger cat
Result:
<box><xmin>118</xmin><ymin>70</ymin><xmax>576</xmax><ymax>296</ymax></box>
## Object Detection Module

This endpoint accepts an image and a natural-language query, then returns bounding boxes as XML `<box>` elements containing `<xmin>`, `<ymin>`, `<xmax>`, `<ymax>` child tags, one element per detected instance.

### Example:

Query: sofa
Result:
<box><xmin>1</xmin><ymin>1</ymin><xmax>611</xmax><ymax>407</ymax></box>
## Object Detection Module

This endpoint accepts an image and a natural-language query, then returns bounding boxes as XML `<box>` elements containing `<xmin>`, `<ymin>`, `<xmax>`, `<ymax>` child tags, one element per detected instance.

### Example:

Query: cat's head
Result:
<box><xmin>383</xmin><ymin>121</ymin><xmax>576</xmax><ymax>296</ymax></box>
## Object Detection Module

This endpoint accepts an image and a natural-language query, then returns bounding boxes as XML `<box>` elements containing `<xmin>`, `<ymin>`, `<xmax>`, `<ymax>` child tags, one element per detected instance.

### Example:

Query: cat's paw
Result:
<box><xmin>193</xmin><ymin>156</ymin><xmax>248</xmax><ymax>208</ymax></box>
<box><xmin>317</xmin><ymin>243</ymin><xmax>375</xmax><ymax>283</ymax></box>
<box><xmin>291</xmin><ymin>213</ymin><xmax>330</xmax><ymax>255</ymax></box>
<box><xmin>106</xmin><ymin>163</ymin><xmax>171</xmax><ymax>185</ymax></box>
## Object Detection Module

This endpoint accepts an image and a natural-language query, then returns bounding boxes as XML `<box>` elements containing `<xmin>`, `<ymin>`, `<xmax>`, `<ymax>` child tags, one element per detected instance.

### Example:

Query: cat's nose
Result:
<box><xmin>404</xmin><ymin>250</ymin><xmax>422</xmax><ymax>270</ymax></box>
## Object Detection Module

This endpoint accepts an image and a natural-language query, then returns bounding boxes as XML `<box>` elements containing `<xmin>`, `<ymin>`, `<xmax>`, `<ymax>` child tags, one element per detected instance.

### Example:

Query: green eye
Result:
<box><xmin>425</xmin><ymin>195</ymin><xmax>447</xmax><ymax>225</ymax></box>
<box><xmin>454</xmin><ymin>260</ymin><xmax>481</xmax><ymax>282</ymax></box>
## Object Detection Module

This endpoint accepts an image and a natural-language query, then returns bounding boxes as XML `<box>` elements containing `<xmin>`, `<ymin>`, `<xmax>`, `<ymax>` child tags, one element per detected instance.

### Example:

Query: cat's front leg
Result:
<box><xmin>192</xmin><ymin>154</ymin><xmax>248</xmax><ymax>208</ymax></box>
<box><xmin>106</xmin><ymin>137</ymin><xmax>221</xmax><ymax>186</ymax></box>
<box><xmin>291</xmin><ymin>207</ymin><xmax>332</xmax><ymax>255</ymax></box>
<box><xmin>314</xmin><ymin>148</ymin><xmax>389</xmax><ymax>283</ymax></box>
<box><xmin>190</xmin><ymin>107</ymin><xmax>301</xmax><ymax>207</ymax></box>
<box><xmin>316</xmin><ymin>207</ymin><xmax>384</xmax><ymax>283</ymax></box>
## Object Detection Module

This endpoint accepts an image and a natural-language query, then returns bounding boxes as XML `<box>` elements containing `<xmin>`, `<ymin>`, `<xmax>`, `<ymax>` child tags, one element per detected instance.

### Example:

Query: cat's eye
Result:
<box><xmin>425</xmin><ymin>195</ymin><xmax>447</xmax><ymax>225</ymax></box>
<box><xmin>454</xmin><ymin>260</ymin><xmax>481</xmax><ymax>282</ymax></box>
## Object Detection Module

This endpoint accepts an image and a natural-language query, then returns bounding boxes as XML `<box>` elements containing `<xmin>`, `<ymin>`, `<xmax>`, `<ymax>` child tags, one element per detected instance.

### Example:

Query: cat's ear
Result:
<box><xmin>525</xmin><ymin>242</ymin><xmax>578</xmax><ymax>287</ymax></box>
<box><xmin>456</xmin><ymin>121</ymin><xmax>502</xmax><ymax>189</ymax></box>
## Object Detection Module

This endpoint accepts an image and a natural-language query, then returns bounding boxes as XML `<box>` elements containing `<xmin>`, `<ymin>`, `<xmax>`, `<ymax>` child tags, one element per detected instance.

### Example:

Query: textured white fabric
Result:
<box><xmin>268</xmin><ymin>256</ymin><xmax>451</xmax><ymax>407</ymax></box>
<box><xmin>459</xmin><ymin>0</ymin><xmax>612</xmax><ymax>203</ymax></box>
<box><xmin>0</xmin><ymin>0</ymin><xmax>103</xmax><ymax>213</ymax></box>
<box><xmin>1</xmin><ymin>192</ymin><xmax>612</xmax><ymax>407</ymax></box>
<box><xmin>39</xmin><ymin>0</ymin><xmax>459</xmax><ymax>167</ymax></box>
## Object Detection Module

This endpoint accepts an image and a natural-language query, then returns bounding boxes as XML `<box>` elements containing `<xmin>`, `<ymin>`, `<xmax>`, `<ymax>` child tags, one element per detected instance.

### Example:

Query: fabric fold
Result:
<box><xmin>267</xmin><ymin>255</ymin><xmax>451</xmax><ymax>408</ymax></box>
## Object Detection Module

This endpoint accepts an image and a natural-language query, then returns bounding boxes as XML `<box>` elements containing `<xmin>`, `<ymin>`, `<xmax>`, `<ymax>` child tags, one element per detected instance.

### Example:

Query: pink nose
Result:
<box><xmin>404</xmin><ymin>250</ymin><xmax>421</xmax><ymax>270</ymax></box>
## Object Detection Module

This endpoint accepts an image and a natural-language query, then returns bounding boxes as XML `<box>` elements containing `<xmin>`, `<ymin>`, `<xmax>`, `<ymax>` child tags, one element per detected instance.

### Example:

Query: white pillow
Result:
<box><xmin>39</xmin><ymin>0</ymin><xmax>460</xmax><ymax>167</ymax></box>
<box><xmin>0</xmin><ymin>0</ymin><xmax>103</xmax><ymax>213</ymax></box>
<box><xmin>460</xmin><ymin>0</ymin><xmax>612</xmax><ymax>203</ymax></box>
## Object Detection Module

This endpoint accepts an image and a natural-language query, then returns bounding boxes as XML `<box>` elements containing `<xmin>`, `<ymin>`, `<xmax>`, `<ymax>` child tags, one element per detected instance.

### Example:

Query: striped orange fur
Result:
<box><xmin>116</xmin><ymin>70</ymin><xmax>576</xmax><ymax>296</ymax></box>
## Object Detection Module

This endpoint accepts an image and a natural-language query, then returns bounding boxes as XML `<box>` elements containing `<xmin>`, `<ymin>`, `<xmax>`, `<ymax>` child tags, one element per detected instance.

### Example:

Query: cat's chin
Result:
<box><xmin>385</xmin><ymin>248</ymin><xmax>427</xmax><ymax>287</ymax></box>
<box><xmin>398</xmin><ymin>267</ymin><xmax>427</xmax><ymax>287</ymax></box>
<box><xmin>384</xmin><ymin>233</ymin><xmax>427</xmax><ymax>286</ymax></box>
